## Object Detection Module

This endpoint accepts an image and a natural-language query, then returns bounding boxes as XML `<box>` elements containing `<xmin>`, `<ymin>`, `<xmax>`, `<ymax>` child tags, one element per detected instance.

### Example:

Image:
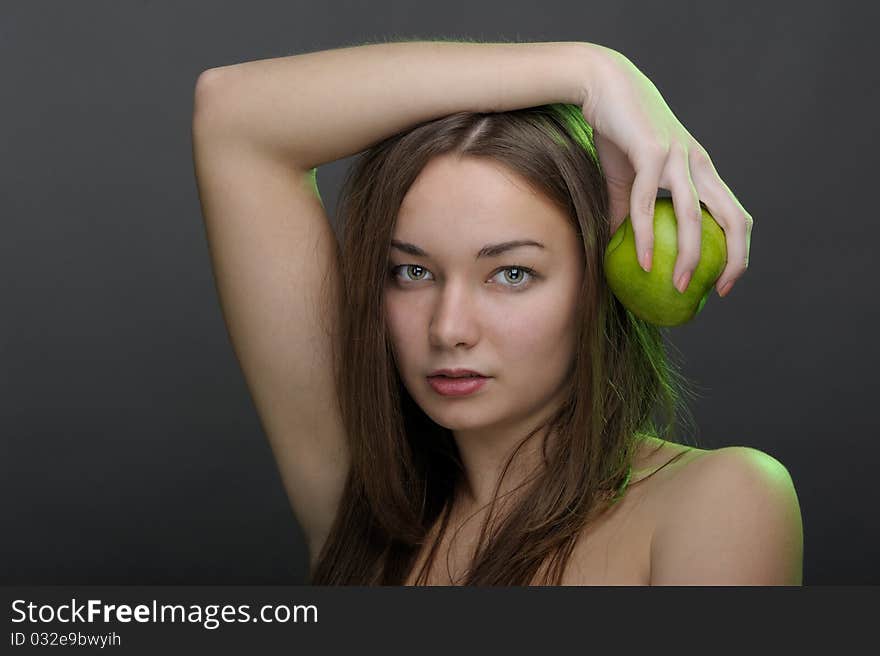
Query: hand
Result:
<box><xmin>580</xmin><ymin>46</ymin><xmax>753</xmax><ymax>298</ymax></box>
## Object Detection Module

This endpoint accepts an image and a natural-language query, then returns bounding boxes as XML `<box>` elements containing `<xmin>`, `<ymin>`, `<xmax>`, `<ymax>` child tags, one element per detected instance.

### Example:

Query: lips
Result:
<box><xmin>428</xmin><ymin>368</ymin><xmax>488</xmax><ymax>378</ymax></box>
<box><xmin>426</xmin><ymin>374</ymin><xmax>490</xmax><ymax>396</ymax></box>
<box><xmin>430</xmin><ymin>374</ymin><xmax>483</xmax><ymax>379</ymax></box>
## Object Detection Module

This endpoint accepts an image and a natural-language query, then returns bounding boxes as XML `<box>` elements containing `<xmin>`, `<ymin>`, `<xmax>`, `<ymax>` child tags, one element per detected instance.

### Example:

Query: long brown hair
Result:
<box><xmin>309</xmin><ymin>103</ymin><xmax>700</xmax><ymax>585</ymax></box>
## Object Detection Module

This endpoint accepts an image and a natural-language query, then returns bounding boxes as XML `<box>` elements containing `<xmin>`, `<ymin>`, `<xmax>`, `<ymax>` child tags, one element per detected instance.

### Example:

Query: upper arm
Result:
<box><xmin>650</xmin><ymin>447</ymin><xmax>804</xmax><ymax>585</ymax></box>
<box><xmin>192</xmin><ymin>77</ymin><xmax>350</xmax><ymax>561</ymax></box>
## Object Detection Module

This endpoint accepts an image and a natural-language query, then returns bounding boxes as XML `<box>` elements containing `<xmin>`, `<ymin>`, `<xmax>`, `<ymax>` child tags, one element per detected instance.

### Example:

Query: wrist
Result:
<box><xmin>574</xmin><ymin>42</ymin><xmax>620</xmax><ymax>115</ymax></box>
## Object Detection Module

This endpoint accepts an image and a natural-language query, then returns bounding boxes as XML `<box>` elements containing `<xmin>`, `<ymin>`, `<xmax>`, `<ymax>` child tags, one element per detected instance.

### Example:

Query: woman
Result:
<box><xmin>191</xmin><ymin>40</ymin><xmax>802</xmax><ymax>585</ymax></box>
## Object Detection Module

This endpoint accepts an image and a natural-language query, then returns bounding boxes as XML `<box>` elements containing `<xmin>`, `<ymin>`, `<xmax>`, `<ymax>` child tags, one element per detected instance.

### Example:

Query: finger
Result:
<box><xmin>715</xmin><ymin>200</ymin><xmax>753</xmax><ymax>296</ymax></box>
<box><xmin>660</xmin><ymin>144</ymin><xmax>702</xmax><ymax>294</ymax></box>
<box><xmin>629</xmin><ymin>144</ymin><xmax>668</xmax><ymax>272</ymax></box>
<box><xmin>690</xmin><ymin>153</ymin><xmax>753</xmax><ymax>295</ymax></box>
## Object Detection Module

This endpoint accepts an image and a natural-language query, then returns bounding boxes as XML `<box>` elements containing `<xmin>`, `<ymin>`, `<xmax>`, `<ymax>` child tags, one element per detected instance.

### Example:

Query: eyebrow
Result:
<box><xmin>390</xmin><ymin>239</ymin><xmax>546</xmax><ymax>260</ymax></box>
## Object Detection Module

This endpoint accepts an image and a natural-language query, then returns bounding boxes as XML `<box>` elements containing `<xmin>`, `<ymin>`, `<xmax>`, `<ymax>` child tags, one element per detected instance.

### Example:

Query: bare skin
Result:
<box><xmin>404</xmin><ymin>437</ymin><xmax>708</xmax><ymax>586</ymax></box>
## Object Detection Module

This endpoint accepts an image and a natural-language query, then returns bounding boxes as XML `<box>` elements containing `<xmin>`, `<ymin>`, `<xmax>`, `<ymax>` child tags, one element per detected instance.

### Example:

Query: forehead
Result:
<box><xmin>395</xmin><ymin>154</ymin><xmax>573</xmax><ymax>243</ymax></box>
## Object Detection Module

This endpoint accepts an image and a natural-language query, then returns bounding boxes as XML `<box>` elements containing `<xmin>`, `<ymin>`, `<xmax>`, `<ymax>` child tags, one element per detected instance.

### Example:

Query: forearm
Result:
<box><xmin>194</xmin><ymin>40</ymin><xmax>608</xmax><ymax>170</ymax></box>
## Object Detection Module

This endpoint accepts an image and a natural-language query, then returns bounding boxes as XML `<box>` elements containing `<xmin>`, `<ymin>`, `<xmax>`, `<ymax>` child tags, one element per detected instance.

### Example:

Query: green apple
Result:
<box><xmin>603</xmin><ymin>198</ymin><xmax>727</xmax><ymax>326</ymax></box>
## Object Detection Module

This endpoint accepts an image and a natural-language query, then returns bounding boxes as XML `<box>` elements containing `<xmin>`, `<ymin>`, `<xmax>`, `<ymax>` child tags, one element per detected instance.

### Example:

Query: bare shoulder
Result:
<box><xmin>629</xmin><ymin>436</ymin><xmax>709</xmax><ymax>486</ymax></box>
<box><xmin>554</xmin><ymin>437</ymin><xmax>706</xmax><ymax>585</ymax></box>
<box><xmin>649</xmin><ymin>445</ymin><xmax>804</xmax><ymax>585</ymax></box>
<box><xmin>656</xmin><ymin>445</ymin><xmax>800</xmax><ymax>513</ymax></box>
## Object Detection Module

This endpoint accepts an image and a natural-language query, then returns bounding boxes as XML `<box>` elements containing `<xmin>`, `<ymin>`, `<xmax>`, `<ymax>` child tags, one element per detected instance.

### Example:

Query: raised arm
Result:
<box><xmin>194</xmin><ymin>40</ymin><xmax>601</xmax><ymax>169</ymax></box>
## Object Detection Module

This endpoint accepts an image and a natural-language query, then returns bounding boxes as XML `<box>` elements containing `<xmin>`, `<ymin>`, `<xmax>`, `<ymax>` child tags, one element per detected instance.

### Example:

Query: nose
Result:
<box><xmin>428</xmin><ymin>279</ymin><xmax>480</xmax><ymax>349</ymax></box>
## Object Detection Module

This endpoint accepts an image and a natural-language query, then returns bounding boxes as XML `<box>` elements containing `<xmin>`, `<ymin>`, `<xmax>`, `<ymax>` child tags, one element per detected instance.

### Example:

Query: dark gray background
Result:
<box><xmin>2</xmin><ymin>1</ymin><xmax>876</xmax><ymax>585</ymax></box>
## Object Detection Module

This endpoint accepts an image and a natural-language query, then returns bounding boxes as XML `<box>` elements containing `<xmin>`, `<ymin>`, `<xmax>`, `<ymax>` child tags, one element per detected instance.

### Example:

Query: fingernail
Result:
<box><xmin>641</xmin><ymin>247</ymin><xmax>652</xmax><ymax>273</ymax></box>
<box><xmin>675</xmin><ymin>270</ymin><xmax>691</xmax><ymax>294</ymax></box>
<box><xmin>718</xmin><ymin>280</ymin><xmax>733</xmax><ymax>297</ymax></box>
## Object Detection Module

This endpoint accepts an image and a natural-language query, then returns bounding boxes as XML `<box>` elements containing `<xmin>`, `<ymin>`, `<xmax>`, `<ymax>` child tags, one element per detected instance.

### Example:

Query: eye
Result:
<box><xmin>490</xmin><ymin>266</ymin><xmax>537</xmax><ymax>289</ymax></box>
<box><xmin>389</xmin><ymin>264</ymin><xmax>538</xmax><ymax>290</ymax></box>
<box><xmin>390</xmin><ymin>264</ymin><xmax>434</xmax><ymax>283</ymax></box>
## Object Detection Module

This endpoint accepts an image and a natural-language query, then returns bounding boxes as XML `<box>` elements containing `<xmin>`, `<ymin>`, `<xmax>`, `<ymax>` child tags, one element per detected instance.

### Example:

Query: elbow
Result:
<box><xmin>193</xmin><ymin>68</ymin><xmax>231</xmax><ymax>131</ymax></box>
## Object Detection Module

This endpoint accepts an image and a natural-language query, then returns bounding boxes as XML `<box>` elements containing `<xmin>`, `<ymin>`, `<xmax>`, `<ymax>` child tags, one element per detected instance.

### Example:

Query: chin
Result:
<box><xmin>421</xmin><ymin>401</ymin><xmax>497</xmax><ymax>431</ymax></box>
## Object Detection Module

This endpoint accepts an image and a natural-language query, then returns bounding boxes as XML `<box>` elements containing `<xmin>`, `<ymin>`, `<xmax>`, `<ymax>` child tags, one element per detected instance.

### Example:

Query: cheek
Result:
<box><xmin>498</xmin><ymin>290</ymin><xmax>578</xmax><ymax>357</ymax></box>
<box><xmin>383</xmin><ymin>296</ymin><xmax>418</xmax><ymax>364</ymax></box>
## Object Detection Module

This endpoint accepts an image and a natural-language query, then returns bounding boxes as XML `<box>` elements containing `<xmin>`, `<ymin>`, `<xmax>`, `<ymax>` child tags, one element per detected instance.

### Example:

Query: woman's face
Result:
<box><xmin>383</xmin><ymin>153</ymin><xmax>585</xmax><ymax>434</ymax></box>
